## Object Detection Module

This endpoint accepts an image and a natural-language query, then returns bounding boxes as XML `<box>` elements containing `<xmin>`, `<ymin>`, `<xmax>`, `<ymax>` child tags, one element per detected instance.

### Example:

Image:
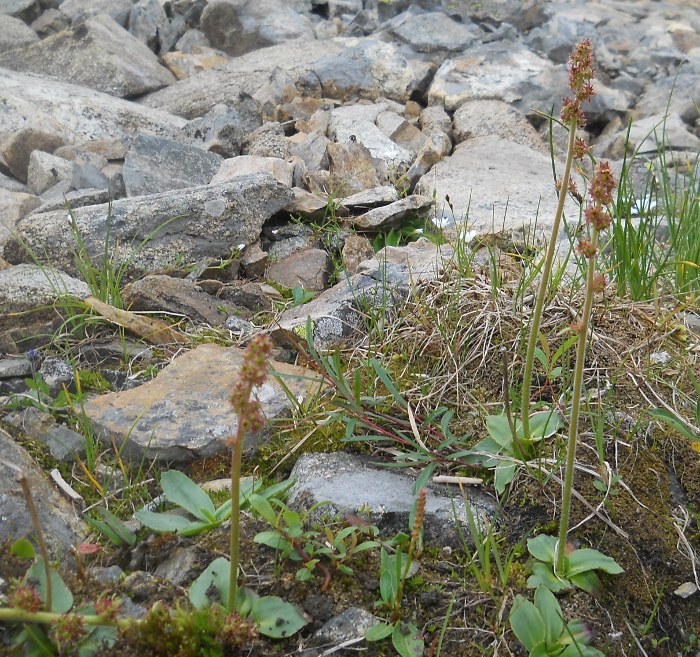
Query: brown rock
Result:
<box><xmin>240</xmin><ymin>243</ymin><xmax>269</xmax><ymax>278</ymax></box>
<box><xmin>0</xmin><ymin>128</ymin><xmax>66</xmax><ymax>183</ymax></box>
<box><xmin>218</xmin><ymin>282</ymin><xmax>273</xmax><ymax>312</ymax></box>
<box><xmin>342</xmin><ymin>234</ymin><xmax>375</xmax><ymax>275</ymax></box>
<box><xmin>162</xmin><ymin>47</ymin><xmax>230</xmax><ymax>80</ymax></box>
<box><xmin>266</xmin><ymin>247</ymin><xmax>332</xmax><ymax>291</ymax></box>
<box><xmin>327</xmin><ymin>141</ymin><xmax>379</xmax><ymax>197</ymax></box>
<box><xmin>121</xmin><ymin>275</ymin><xmax>228</xmax><ymax>326</ymax></box>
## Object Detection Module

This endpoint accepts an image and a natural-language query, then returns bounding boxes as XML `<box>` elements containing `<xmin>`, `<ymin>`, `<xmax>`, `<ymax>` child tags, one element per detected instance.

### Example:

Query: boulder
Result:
<box><xmin>415</xmin><ymin>135</ymin><xmax>580</xmax><ymax>236</ymax></box>
<box><xmin>59</xmin><ymin>0</ymin><xmax>134</xmax><ymax>26</ymax></box>
<box><xmin>122</xmin><ymin>135</ymin><xmax>224</xmax><ymax>197</ymax></box>
<box><xmin>4</xmin><ymin>174</ymin><xmax>294</xmax><ymax>277</ymax></box>
<box><xmin>0</xmin><ymin>14</ymin><xmax>39</xmax><ymax>53</ymax></box>
<box><xmin>0</xmin><ymin>68</ymin><xmax>188</xmax><ymax>142</ymax></box>
<box><xmin>82</xmin><ymin>343</ymin><xmax>321</xmax><ymax>463</ymax></box>
<box><xmin>266</xmin><ymin>247</ymin><xmax>333</xmax><ymax>291</ymax></box>
<box><xmin>0</xmin><ymin>14</ymin><xmax>176</xmax><ymax>98</ymax></box>
<box><xmin>200</xmin><ymin>0</ymin><xmax>315</xmax><ymax>57</ymax></box>
<box><xmin>389</xmin><ymin>11</ymin><xmax>480</xmax><ymax>54</ymax></box>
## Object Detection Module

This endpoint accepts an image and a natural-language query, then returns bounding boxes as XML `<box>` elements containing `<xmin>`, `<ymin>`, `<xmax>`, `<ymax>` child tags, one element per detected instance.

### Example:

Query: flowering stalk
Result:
<box><xmin>555</xmin><ymin>163</ymin><xmax>615</xmax><ymax>574</ymax></box>
<box><xmin>521</xmin><ymin>40</ymin><xmax>595</xmax><ymax>440</ymax></box>
<box><xmin>226</xmin><ymin>335</ymin><xmax>274</xmax><ymax>612</ymax></box>
<box><xmin>392</xmin><ymin>488</ymin><xmax>426</xmax><ymax>623</ymax></box>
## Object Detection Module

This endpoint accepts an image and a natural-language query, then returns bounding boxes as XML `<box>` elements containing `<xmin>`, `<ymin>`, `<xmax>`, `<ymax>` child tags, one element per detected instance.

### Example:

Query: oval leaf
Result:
<box><xmin>189</xmin><ymin>557</ymin><xmax>231</xmax><ymax>609</ymax></box>
<box><xmin>26</xmin><ymin>558</ymin><xmax>73</xmax><ymax>613</ymax></box>
<box><xmin>392</xmin><ymin>622</ymin><xmax>424</xmax><ymax>657</ymax></box>
<box><xmin>365</xmin><ymin>623</ymin><xmax>393</xmax><ymax>641</ymax></box>
<box><xmin>509</xmin><ymin>595</ymin><xmax>545</xmax><ymax>651</ymax></box>
<box><xmin>252</xmin><ymin>596</ymin><xmax>310</xmax><ymax>638</ymax></box>
<box><xmin>134</xmin><ymin>509</ymin><xmax>191</xmax><ymax>533</ymax></box>
<box><xmin>160</xmin><ymin>470</ymin><xmax>215</xmax><ymax>519</ymax></box>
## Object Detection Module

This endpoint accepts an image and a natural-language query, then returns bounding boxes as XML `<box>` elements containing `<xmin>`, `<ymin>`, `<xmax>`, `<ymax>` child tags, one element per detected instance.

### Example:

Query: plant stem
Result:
<box><xmin>0</xmin><ymin>608</ymin><xmax>131</xmax><ymax>628</ymax></box>
<box><xmin>521</xmin><ymin>116</ymin><xmax>578</xmax><ymax>440</ymax></box>
<box><xmin>555</xmin><ymin>227</ymin><xmax>599</xmax><ymax>574</ymax></box>
<box><xmin>228</xmin><ymin>427</ymin><xmax>243</xmax><ymax>613</ymax></box>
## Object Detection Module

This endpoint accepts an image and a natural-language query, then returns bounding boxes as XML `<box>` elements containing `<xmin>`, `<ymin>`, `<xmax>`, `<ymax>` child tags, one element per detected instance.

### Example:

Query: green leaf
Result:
<box><xmin>248</xmin><ymin>494</ymin><xmax>280</xmax><ymax>526</ymax></box>
<box><xmin>214</xmin><ymin>497</ymin><xmax>232</xmax><ymax>520</ymax></box>
<box><xmin>534</xmin><ymin>585</ymin><xmax>564</xmax><ymax>645</ymax></box>
<box><xmin>365</xmin><ymin>623</ymin><xmax>394</xmax><ymax>641</ymax></box>
<box><xmin>392</xmin><ymin>622</ymin><xmax>424</xmax><ymax>657</ymax></box>
<box><xmin>526</xmin><ymin>561</ymin><xmax>571</xmax><ymax>593</ymax></box>
<box><xmin>534</xmin><ymin>347</ymin><xmax>549</xmax><ymax>371</ymax></box>
<box><xmin>524</xmin><ymin>411</ymin><xmax>563</xmax><ymax>441</ymax></box>
<box><xmin>486</xmin><ymin>414</ymin><xmax>515</xmax><ymax>447</ymax></box>
<box><xmin>494</xmin><ymin>461</ymin><xmax>517</xmax><ymax>495</ymax></box>
<box><xmin>177</xmin><ymin>520</ymin><xmax>220</xmax><ymax>537</ymax></box>
<box><xmin>527</xmin><ymin>535</ymin><xmax>558</xmax><ymax>564</ymax></box>
<box><xmin>16</xmin><ymin>624</ymin><xmax>56</xmax><ymax>656</ymax></box>
<box><xmin>189</xmin><ymin>557</ymin><xmax>231</xmax><ymax>609</ymax></box>
<box><xmin>296</xmin><ymin>568</ymin><xmax>314</xmax><ymax>582</ymax></box>
<box><xmin>254</xmin><ymin>531</ymin><xmax>293</xmax><ymax>550</ymax></box>
<box><xmin>78</xmin><ymin>625</ymin><xmax>118</xmax><ymax>657</ymax></box>
<box><xmin>251</xmin><ymin>596</ymin><xmax>309</xmax><ymax>638</ymax></box>
<box><xmin>566</xmin><ymin>549</ymin><xmax>624</xmax><ymax>576</ymax></box>
<box><xmin>134</xmin><ymin>509</ymin><xmax>192</xmax><ymax>533</ymax></box>
<box><xmin>234</xmin><ymin>586</ymin><xmax>259</xmax><ymax>617</ymax></box>
<box><xmin>413</xmin><ymin>462</ymin><xmax>437</xmax><ymax>495</ymax></box>
<box><xmin>648</xmin><ymin>408</ymin><xmax>697</xmax><ymax>440</ymax></box>
<box><xmin>83</xmin><ymin>513</ymin><xmax>124</xmax><ymax>546</ymax></box>
<box><xmin>26</xmin><ymin>559</ymin><xmax>72</xmax><ymax>613</ymax></box>
<box><xmin>97</xmin><ymin>507</ymin><xmax>136</xmax><ymax>546</ymax></box>
<box><xmin>568</xmin><ymin>570</ymin><xmax>604</xmax><ymax>598</ymax></box>
<box><xmin>509</xmin><ymin>595</ymin><xmax>545</xmax><ymax>651</ymax></box>
<box><xmin>11</xmin><ymin>538</ymin><xmax>36</xmax><ymax>559</ymax></box>
<box><xmin>160</xmin><ymin>470</ymin><xmax>215</xmax><ymax>520</ymax></box>
<box><xmin>371</xmin><ymin>358</ymin><xmax>407</xmax><ymax>408</ymax></box>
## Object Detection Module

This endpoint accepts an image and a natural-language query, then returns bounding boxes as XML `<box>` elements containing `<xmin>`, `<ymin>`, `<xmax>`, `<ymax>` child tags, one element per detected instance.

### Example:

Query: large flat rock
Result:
<box><xmin>138</xmin><ymin>39</ymin><xmax>342</xmax><ymax>119</ymax></box>
<box><xmin>415</xmin><ymin>135</ymin><xmax>581</xmax><ymax>236</ymax></box>
<box><xmin>0</xmin><ymin>14</ymin><xmax>175</xmax><ymax>98</ymax></box>
<box><xmin>4</xmin><ymin>173</ymin><xmax>293</xmax><ymax>277</ymax></box>
<box><xmin>82</xmin><ymin>343</ymin><xmax>321</xmax><ymax>464</ymax></box>
<box><xmin>0</xmin><ymin>67</ymin><xmax>188</xmax><ymax>142</ymax></box>
<box><xmin>0</xmin><ymin>427</ymin><xmax>85</xmax><ymax>557</ymax></box>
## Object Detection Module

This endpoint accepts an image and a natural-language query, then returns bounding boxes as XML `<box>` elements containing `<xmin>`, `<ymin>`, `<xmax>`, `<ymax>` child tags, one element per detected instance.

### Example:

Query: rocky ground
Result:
<box><xmin>1</xmin><ymin>0</ymin><xmax>700</xmax><ymax>655</ymax></box>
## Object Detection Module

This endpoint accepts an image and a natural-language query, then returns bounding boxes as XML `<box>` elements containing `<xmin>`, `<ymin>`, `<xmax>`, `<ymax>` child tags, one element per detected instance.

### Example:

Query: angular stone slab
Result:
<box><xmin>122</xmin><ymin>135</ymin><xmax>224</xmax><ymax>197</ymax></box>
<box><xmin>287</xmin><ymin>452</ymin><xmax>495</xmax><ymax>548</ymax></box>
<box><xmin>4</xmin><ymin>174</ymin><xmax>294</xmax><ymax>278</ymax></box>
<box><xmin>0</xmin><ymin>14</ymin><xmax>176</xmax><ymax>98</ymax></box>
<box><xmin>415</xmin><ymin>135</ymin><xmax>581</xmax><ymax>236</ymax></box>
<box><xmin>343</xmin><ymin>194</ymin><xmax>434</xmax><ymax>230</ymax></box>
<box><xmin>0</xmin><ymin>427</ymin><xmax>86</xmax><ymax>557</ymax></box>
<box><xmin>139</xmin><ymin>39</ymin><xmax>341</xmax><ymax>119</ymax></box>
<box><xmin>0</xmin><ymin>67</ymin><xmax>188</xmax><ymax>142</ymax></box>
<box><xmin>82</xmin><ymin>343</ymin><xmax>322</xmax><ymax>464</ymax></box>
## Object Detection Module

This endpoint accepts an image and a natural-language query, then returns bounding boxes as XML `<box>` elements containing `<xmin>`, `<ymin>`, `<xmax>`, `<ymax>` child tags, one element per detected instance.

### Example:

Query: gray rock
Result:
<box><xmin>0</xmin><ymin>125</ymin><xmax>68</xmax><ymax>183</ymax></box>
<box><xmin>452</xmin><ymin>99</ymin><xmax>547</xmax><ymax>153</ymax></box>
<box><xmin>138</xmin><ymin>38</ymin><xmax>339</xmax><ymax>120</ymax></box>
<box><xmin>243</xmin><ymin>128</ymin><xmax>291</xmax><ymax>159</ymax></box>
<box><xmin>121</xmin><ymin>275</ymin><xmax>229</xmax><ymax>325</ymax></box>
<box><xmin>592</xmin><ymin>113</ymin><xmax>700</xmax><ymax>160</ymax></box>
<box><xmin>4</xmin><ymin>408</ymin><xmax>87</xmax><ymax>464</ymax></box>
<box><xmin>344</xmin><ymin>194</ymin><xmax>434</xmax><ymax>230</ymax></box>
<box><xmin>34</xmin><ymin>186</ymin><xmax>111</xmax><ymax>214</ymax></box>
<box><xmin>287</xmin><ymin>452</ymin><xmax>495</xmax><ymax>548</ymax></box>
<box><xmin>128</xmin><ymin>0</ymin><xmax>170</xmax><ymax>52</ymax></box>
<box><xmin>5</xmin><ymin>174</ymin><xmax>294</xmax><ymax>277</ymax></box>
<box><xmin>0</xmin><ymin>189</ymin><xmax>41</xmax><ymax>248</ymax></box>
<box><xmin>284</xmin><ymin>187</ymin><xmax>328</xmax><ymax>221</ymax></box>
<box><xmin>180</xmin><ymin>104</ymin><xmax>243</xmax><ymax>158</ymax></box>
<box><xmin>329</xmin><ymin>118</ymin><xmax>412</xmax><ymax>170</ymax></box>
<box><xmin>123</xmin><ymin>135</ymin><xmax>223</xmax><ymax>197</ymax></box>
<box><xmin>154</xmin><ymin>547</ymin><xmax>198</xmax><ymax>586</ymax></box>
<box><xmin>427</xmin><ymin>41</ymin><xmax>552</xmax><ymax>112</ymax></box>
<box><xmin>211</xmin><ymin>156</ymin><xmax>294</xmax><ymax>187</ymax></box>
<box><xmin>341</xmin><ymin>186</ymin><xmax>399</xmax><ymax>209</ymax></box>
<box><xmin>291</xmin><ymin>131</ymin><xmax>331</xmax><ymax>174</ymax></box>
<box><xmin>0</xmin><ymin>15</ymin><xmax>39</xmax><ymax>54</ymax></box>
<box><xmin>328</xmin><ymin>0</ymin><xmax>362</xmax><ymax>20</ymax></box>
<box><xmin>218</xmin><ymin>281</ymin><xmax>272</xmax><ymax>311</ymax></box>
<box><xmin>0</xmin><ymin>357</ymin><xmax>33</xmax><ymax>379</ymax></box>
<box><xmin>311</xmin><ymin>38</ymin><xmax>423</xmax><ymax>103</ymax></box>
<box><xmin>0</xmin><ymin>70</ymin><xmax>187</xmax><ymax>146</ymax></box>
<box><xmin>200</xmin><ymin>0</ymin><xmax>315</xmax><ymax>57</ymax></box>
<box><xmin>0</xmin><ymin>426</ymin><xmax>85</xmax><ymax>557</ymax></box>
<box><xmin>420</xmin><ymin>105</ymin><xmax>452</xmax><ymax>139</ymax></box>
<box><xmin>0</xmin><ymin>14</ymin><xmax>176</xmax><ymax>99</ymax></box>
<box><xmin>0</xmin><ymin>0</ymin><xmax>40</xmax><ymax>22</ymax></box>
<box><xmin>175</xmin><ymin>27</ymin><xmax>210</xmax><ymax>51</ymax></box>
<box><xmin>0</xmin><ymin>264</ymin><xmax>90</xmax><ymax>313</ymax></box>
<box><xmin>222</xmin><ymin>315</ymin><xmax>255</xmax><ymax>335</ymax></box>
<box><xmin>341</xmin><ymin>234</ymin><xmax>374</xmax><ymax>275</ymax></box>
<box><xmin>82</xmin><ymin>343</ymin><xmax>320</xmax><ymax>463</ymax></box>
<box><xmin>415</xmin><ymin>135</ymin><xmax>580</xmax><ymax>235</ymax></box>
<box><xmin>31</xmin><ymin>7</ymin><xmax>69</xmax><ymax>37</ymax></box>
<box><xmin>59</xmin><ymin>0</ymin><xmax>134</xmax><ymax>26</ymax></box>
<box><xmin>405</xmin><ymin>130</ymin><xmax>451</xmax><ymax>190</ymax></box>
<box><xmin>26</xmin><ymin>151</ymin><xmax>73</xmax><ymax>196</ymax></box>
<box><xmin>0</xmin><ymin>172</ymin><xmax>29</xmax><ymax>194</ymax></box>
<box><xmin>71</xmin><ymin>163</ymin><xmax>111</xmax><ymax>192</ymax></box>
<box><xmin>390</xmin><ymin>11</ymin><xmax>480</xmax><ymax>54</ymax></box>
<box><xmin>633</xmin><ymin>72</ymin><xmax>700</xmax><ymax>123</ymax></box>
<box><xmin>302</xmin><ymin>607</ymin><xmax>380</xmax><ymax>657</ymax></box>
<box><xmin>39</xmin><ymin>356</ymin><xmax>74</xmax><ymax>396</ymax></box>
<box><xmin>266</xmin><ymin>247</ymin><xmax>332</xmax><ymax>291</ymax></box>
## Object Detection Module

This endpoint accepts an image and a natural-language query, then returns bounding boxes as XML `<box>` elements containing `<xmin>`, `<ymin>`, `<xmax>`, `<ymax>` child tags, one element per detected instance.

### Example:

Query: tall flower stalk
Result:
<box><xmin>520</xmin><ymin>40</ymin><xmax>596</xmax><ymax>440</ymax></box>
<box><xmin>227</xmin><ymin>334</ymin><xmax>274</xmax><ymax>612</ymax></box>
<box><xmin>555</xmin><ymin>162</ymin><xmax>615</xmax><ymax>574</ymax></box>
